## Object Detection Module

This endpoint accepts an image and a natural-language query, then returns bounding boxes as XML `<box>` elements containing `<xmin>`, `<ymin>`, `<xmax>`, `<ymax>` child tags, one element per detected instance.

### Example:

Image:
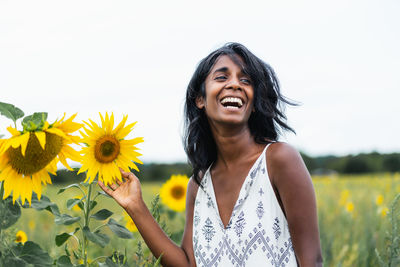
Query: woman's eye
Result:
<box><xmin>241</xmin><ymin>78</ymin><xmax>251</xmax><ymax>84</ymax></box>
<box><xmin>215</xmin><ymin>75</ymin><xmax>227</xmax><ymax>80</ymax></box>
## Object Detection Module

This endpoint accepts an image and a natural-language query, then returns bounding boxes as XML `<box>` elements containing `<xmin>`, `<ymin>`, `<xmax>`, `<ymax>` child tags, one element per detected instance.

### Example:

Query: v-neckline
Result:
<box><xmin>206</xmin><ymin>144</ymin><xmax>269</xmax><ymax>230</ymax></box>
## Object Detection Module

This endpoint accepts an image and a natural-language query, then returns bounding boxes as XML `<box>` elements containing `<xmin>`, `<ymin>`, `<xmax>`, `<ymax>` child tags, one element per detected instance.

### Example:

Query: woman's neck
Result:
<box><xmin>210</xmin><ymin>124</ymin><xmax>259</xmax><ymax>169</ymax></box>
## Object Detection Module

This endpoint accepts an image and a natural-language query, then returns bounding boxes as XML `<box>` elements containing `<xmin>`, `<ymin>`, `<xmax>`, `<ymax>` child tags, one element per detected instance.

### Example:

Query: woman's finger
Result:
<box><xmin>115</xmin><ymin>178</ymin><xmax>123</xmax><ymax>186</ymax></box>
<box><xmin>120</xmin><ymin>168</ymin><xmax>135</xmax><ymax>181</ymax></box>
<box><xmin>120</xmin><ymin>168</ymin><xmax>130</xmax><ymax>179</ymax></box>
<box><xmin>98</xmin><ymin>180</ymin><xmax>113</xmax><ymax>196</ymax></box>
<box><xmin>109</xmin><ymin>183</ymin><xmax>118</xmax><ymax>190</ymax></box>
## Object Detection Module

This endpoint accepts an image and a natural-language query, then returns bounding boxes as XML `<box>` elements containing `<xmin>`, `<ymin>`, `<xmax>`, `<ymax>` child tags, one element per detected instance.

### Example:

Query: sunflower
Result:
<box><xmin>78</xmin><ymin>112</ymin><xmax>143</xmax><ymax>186</ymax></box>
<box><xmin>160</xmin><ymin>174</ymin><xmax>189</xmax><ymax>212</ymax></box>
<box><xmin>123</xmin><ymin>212</ymin><xmax>138</xmax><ymax>232</ymax></box>
<box><xmin>15</xmin><ymin>230</ymin><xmax>28</xmax><ymax>244</ymax></box>
<box><xmin>0</xmin><ymin>114</ymin><xmax>82</xmax><ymax>205</ymax></box>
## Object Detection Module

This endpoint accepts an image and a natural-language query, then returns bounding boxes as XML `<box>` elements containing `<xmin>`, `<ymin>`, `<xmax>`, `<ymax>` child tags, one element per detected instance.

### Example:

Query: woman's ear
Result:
<box><xmin>196</xmin><ymin>96</ymin><xmax>205</xmax><ymax>109</ymax></box>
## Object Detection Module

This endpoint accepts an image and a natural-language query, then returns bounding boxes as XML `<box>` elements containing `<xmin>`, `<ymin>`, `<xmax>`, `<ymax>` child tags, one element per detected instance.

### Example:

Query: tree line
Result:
<box><xmin>301</xmin><ymin>152</ymin><xmax>400</xmax><ymax>175</ymax></box>
<box><xmin>51</xmin><ymin>152</ymin><xmax>400</xmax><ymax>183</ymax></box>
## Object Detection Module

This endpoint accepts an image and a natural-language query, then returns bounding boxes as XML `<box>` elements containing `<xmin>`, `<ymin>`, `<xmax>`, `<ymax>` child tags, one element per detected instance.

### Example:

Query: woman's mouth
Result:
<box><xmin>220</xmin><ymin>97</ymin><xmax>243</xmax><ymax>109</ymax></box>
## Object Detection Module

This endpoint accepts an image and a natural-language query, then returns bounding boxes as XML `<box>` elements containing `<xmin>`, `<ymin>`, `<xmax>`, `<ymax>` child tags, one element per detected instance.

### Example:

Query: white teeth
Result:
<box><xmin>220</xmin><ymin>97</ymin><xmax>243</xmax><ymax>107</ymax></box>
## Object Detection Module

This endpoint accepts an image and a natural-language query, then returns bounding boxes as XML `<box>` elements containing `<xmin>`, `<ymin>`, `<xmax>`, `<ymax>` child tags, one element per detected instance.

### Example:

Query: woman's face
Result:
<box><xmin>196</xmin><ymin>55</ymin><xmax>254</xmax><ymax>128</ymax></box>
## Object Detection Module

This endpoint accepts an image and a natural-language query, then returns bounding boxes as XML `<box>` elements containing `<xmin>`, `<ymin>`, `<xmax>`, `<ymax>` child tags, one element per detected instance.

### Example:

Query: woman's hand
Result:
<box><xmin>97</xmin><ymin>169</ymin><xmax>143</xmax><ymax>212</ymax></box>
<box><xmin>98</xmin><ymin>169</ymin><xmax>195</xmax><ymax>267</ymax></box>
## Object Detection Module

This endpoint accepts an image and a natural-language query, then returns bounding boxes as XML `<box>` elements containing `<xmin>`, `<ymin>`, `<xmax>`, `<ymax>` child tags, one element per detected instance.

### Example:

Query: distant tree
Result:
<box><xmin>383</xmin><ymin>153</ymin><xmax>400</xmax><ymax>172</ymax></box>
<box><xmin>343</xmin><ymin>155</ymin><xmax>372</xmax><ymax>174</ymax></box>
<box><xmin>300</xmin><ymin>152</ymin><xmax>317</xmax><ymax>171</ymax></box>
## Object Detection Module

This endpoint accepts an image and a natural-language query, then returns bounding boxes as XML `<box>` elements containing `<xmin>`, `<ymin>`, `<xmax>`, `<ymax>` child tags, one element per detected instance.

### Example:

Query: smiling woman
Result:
<box><xmin>98</xmin><ymin>42</ymin><xmax>323</xmax><ymax>267</ymax></box>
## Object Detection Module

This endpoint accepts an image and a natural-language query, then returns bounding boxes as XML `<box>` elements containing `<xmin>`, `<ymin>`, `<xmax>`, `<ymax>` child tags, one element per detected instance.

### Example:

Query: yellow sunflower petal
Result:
<box><xmin>34</xmin><ymin>131</ymin><xmax>46</xmax><ymax>150</ymax></box>
<box><xmin>19</xmin><ymin>133</ymin><xmax>31</xmax><ymax>157</ymax></box>
<box><xmin>115</xmin><ymin>122</ymin><xmax>137</xmax><ymax>140</ymax></box>
<box><xmin>7</xmin><ymin>126</ymin><xmax>20</xmax><ymax>137</ymax></box>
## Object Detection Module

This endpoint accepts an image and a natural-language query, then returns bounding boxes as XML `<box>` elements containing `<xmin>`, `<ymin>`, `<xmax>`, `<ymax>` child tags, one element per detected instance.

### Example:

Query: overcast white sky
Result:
<box><xmin>1</xmin><ymin>0</ymin><xmax>399</xmax><ymax>163</ymax></box>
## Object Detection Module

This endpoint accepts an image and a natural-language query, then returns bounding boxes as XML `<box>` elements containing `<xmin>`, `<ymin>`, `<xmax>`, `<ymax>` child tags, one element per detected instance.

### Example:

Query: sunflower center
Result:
<box><xmin>94</xmin><ymin>136</ymin><xmax>120</xmax><ymax>163</ymax></box>
<box><xmin>170</xmin><ymin>185</ymin><xmax>185</xmax><ymax>200</ymax></box>
<box><xmin>7</xmin><ymin>132</ymin><xmax>64</xmax><ymax>175</ymax></box>
<box><xmin>16</xmin><ymin>235</ymin><xmax>22</xmax><ymax>242</ymax></box>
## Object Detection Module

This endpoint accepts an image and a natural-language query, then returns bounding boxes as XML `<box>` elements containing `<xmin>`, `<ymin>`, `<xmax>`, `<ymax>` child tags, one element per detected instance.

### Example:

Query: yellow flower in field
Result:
<box><xmin>78</xmin><ymin>112</ymin><xmax>143</xmax><ymax>186</ymax></box>
<box><xmin>0</xmin><ymin>114</ymin><xmax>81</xmax><ymax>205</ymax></box>
<box><xmin>123</xmin><ymin>212</ymin><xmax>138</xmax><ymax>232</ymax></box>
<box><xmin>380</xmin><ymin>207</ymin><xmax>389</xmax><ymax>218</ymax></box>
<box><xmin>15</xmin><ymin>230</ymin><xmax>28</xmax><ymax>244</ymax></box>
<box><xmin>376</xmin><ymin>194</ymin><xmax>384</xmax><ymax>206</ymax></box>
<box><xmin>160</xmin><ymin>174</ymin><xmax>189</xmax><ymax>212</ymax></box>
<box><xmin>345</xmin><ymin>202</ymin><xmax>354</xmax><ymax>213</ymax></box>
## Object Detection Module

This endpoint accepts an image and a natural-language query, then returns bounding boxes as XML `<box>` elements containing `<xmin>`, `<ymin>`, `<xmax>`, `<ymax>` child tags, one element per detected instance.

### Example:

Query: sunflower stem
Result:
<box><xmin>82</xmin><ymin>182</ymin><xmax>93</xmax><ymax>267</ymax></box>
<box><xmin>0</xmin><ymin>181</ymin><xmax>4</xmax><ymax>200</ymax></box>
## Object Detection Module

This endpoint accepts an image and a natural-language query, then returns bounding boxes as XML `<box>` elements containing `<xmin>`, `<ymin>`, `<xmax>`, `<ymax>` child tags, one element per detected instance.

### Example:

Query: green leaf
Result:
<box><xmin>55</xmin><ymin>228</ymin><xmax>79</xmax><ymax>247</ymax></box>
<box><xmin>57</xmin><ymin>184</ymin><xmax>81</xmax><ymax>194</ymax></box>
<box><xmin>152</xmin><ymin>253</ymin><xmax>163</xmax><ymax>267</ymax></box>
<box><xmin>21</xmin><ymin>112</ymin><xmax>48</xmax><ymax>131</ymax></box>
<box><xmin>72</xmin><ymin>250</ymin><xmax>80</xmax><ymax>259</ymax></box>
<box><xmin>0</xmin><ymin>196</ymin><xmax>21</xmax><ymax>229</ymax></box>
<box><xmin>66</xmin><ymin>198</ymin><xmax>82</xmax><ymax>210</ymax></box>
<box><xmin>82</xmin><ymin>226</ymin><xmax>110</xmax><ymax>248</ymax></box>
<box><xmin>56</xmin><ymin>255</ymin><xmax>73</xmax><ymax>267</ymax></box>
<box><xmin>64</xmin><ymin>244</ymin><xmax>71</xmax><ymax>257</ymax></box>
<box><xmin>77</xmin><ymin>201</ymin><xmax>84</xmax><ymax>210</ymax></box>
<box><xmin>55</xmin><ymin>214</ymin><xmax>80</xmax><ymax>225</ymax></box>
<box><xmin>107</xmin><ymin>218</ymin><xmax>134</xmax><ymax>239</ymax></box>
<box><xmin>89</xmin><ymin>200</ymin><xmax>98</xmax><ymax>210</ymax></box>
<box><xmin>29</xmin><ymin>194</ymin><xmax>60</xmax><ymax>216</ymax></box>
<box><xmin>16</xmin><ymin>241</ymin><xmax>53</xmax><ymax>267</ymax></box>
<box><xmin>1</xmin><ymin>256</ymin><xmax>28</xmax><ymax>267</ymax></box>
<box><xmin>91</xmin><ymin>209</ymin><xmax>113</xmax><ymax>220</ymax></box>
<box><xmin>0</xmin><ymin>102</ymin><xmax>24</xmax><ymax>123</ymax></box>
<box><xmin>55</xmin><ymin>232</ymin><xmax>74</xmax><ymax>247</ymax></box>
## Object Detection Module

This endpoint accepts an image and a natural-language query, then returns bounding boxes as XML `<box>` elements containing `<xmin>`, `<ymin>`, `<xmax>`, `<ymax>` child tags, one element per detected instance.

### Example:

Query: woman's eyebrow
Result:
<box><xmin>213</xmin><ymin>67</ymin><xmax>228</xmax><ymax>74</ymax></box>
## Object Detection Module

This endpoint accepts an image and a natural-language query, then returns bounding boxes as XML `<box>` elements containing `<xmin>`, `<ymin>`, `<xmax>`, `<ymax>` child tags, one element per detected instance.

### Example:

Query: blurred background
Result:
<box><xmin>1</xmin><ymin>1</ymin><xmax>400</xmax><ymax>266</ymax></box>
<box><xmin>1</xmin><ymin>0</ymin><xmax>399</xmax><ymax>164</ymax></box>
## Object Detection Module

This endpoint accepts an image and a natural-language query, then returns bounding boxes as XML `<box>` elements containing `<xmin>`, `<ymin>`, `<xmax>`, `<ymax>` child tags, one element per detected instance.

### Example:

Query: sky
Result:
<box><xmin>1</xmin><ymin>0</ymin><xmax>399</xmax><ymax>163</ymax></box>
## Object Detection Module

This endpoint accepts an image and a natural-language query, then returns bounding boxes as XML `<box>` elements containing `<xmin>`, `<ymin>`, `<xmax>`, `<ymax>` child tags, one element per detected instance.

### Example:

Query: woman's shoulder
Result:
<box><xmin>266</xmin><ymin>141</ymin><xmax>310</xmax><ymax>188</ymax></box>
<box><xmin>187</xmin><ymin>175</ymin><xmax>202</xmax><ymax>201</ymax></box>
<box><xmin>267</xmin><ymin>141</ymin><xmax>302</xmax><ymax>166</ymax></box>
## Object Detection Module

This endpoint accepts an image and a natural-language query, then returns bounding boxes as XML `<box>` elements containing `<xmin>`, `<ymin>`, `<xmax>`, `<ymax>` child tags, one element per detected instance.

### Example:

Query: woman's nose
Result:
<box><xmin>226</xmin><ymin>78</ymin><xmax>242</xmax><ymax>90</ymax></box>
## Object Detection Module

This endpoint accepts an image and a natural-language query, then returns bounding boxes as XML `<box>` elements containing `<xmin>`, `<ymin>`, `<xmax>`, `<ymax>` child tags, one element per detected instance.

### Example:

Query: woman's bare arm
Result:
<box><xmin>267</xmin><ymin>143</ymin><xmax>323</xmax><ymax>267</ymax></box>
<box><xmin>180</xmin><ymin>178</ymin><xmax>199</xmax><ymax>266</ymax></box>
<box><xmin>98</xmin><ymin>169</ymin><xmax>198</xmax><ymax>267</ymax></box>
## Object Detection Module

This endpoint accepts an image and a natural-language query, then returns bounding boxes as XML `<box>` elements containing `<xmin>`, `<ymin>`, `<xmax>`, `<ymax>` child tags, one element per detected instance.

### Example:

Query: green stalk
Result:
<box><xmin>82</xmin><ymin>183</ymin><xmax>93</xmax><ymax>267</ymax></box>
<box><xmin>0</xmin><ymin>182</ymin><xmax>3</xmax><ymax>237</ymax></box>
<box><xmin>0</xmin><ymin>181</ymin><xmax>4</xmax><ymax>200</ymax></box>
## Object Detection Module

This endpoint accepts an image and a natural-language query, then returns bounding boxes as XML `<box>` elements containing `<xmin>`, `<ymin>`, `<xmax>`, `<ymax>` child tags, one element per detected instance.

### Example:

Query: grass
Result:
<box><xmin>10</xmin><ymin>173</ymin><xmax>400</xmax><ymax>266</ymax></box>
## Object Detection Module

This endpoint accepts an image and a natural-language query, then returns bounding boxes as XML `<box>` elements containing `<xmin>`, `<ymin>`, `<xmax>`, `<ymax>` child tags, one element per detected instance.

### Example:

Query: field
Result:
<box><xmin>10</xmin><ymin>173</ymin><xmax>400</xmax><ymax>267</ymax></box>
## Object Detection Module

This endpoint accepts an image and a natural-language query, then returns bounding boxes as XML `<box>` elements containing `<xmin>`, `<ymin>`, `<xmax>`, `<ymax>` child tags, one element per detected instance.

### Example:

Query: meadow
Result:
<box><xmin>10</xmin><ymin>173</ymin><xmax>400</xmax><ymax>267</ymax></box>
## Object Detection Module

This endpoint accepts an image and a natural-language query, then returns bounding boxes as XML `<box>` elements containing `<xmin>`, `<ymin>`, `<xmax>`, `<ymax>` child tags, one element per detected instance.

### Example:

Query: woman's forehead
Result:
<box><xmin>210</xmin><ymin>54</ymin><xmax>247</xmax><ymax>73</ymax></box>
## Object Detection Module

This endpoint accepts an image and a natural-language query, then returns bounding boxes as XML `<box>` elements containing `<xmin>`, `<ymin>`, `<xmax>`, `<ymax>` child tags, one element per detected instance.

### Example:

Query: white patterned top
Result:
<box><xmin>193</xmin><ymin>144</ymin><xmax>297</xmax><ymax>267</ymax></box>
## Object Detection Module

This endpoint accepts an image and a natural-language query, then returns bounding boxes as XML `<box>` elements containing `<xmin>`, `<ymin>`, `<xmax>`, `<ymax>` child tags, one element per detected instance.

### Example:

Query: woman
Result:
<box><xmin>99</xmin><ymin>43</ymin><xmax>323</xmax><ymax>266</ymax></box>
